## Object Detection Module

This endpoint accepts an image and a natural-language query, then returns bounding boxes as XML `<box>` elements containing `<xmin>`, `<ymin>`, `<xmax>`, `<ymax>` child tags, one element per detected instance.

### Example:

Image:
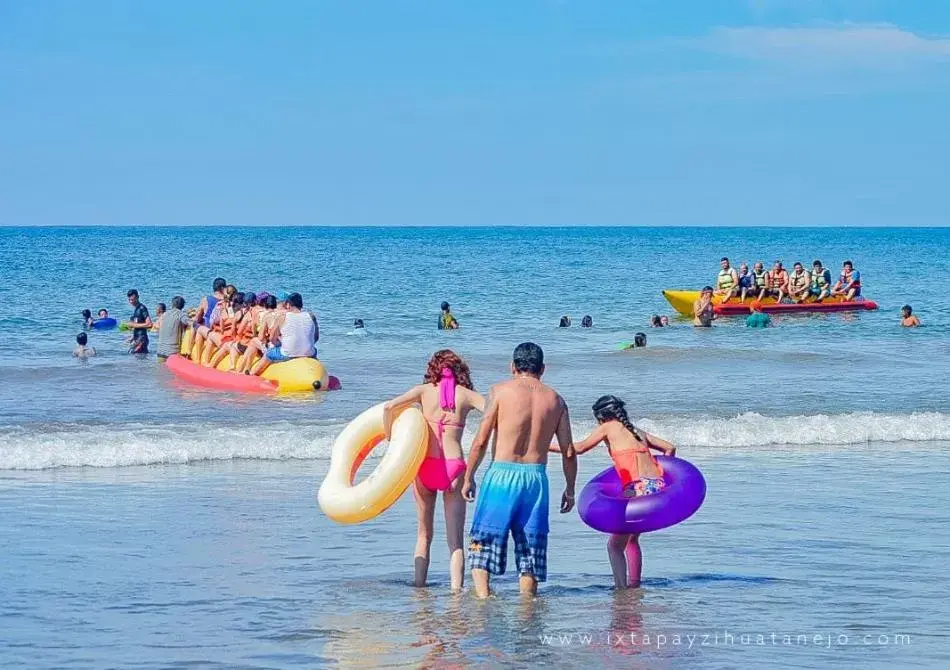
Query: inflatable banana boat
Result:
<box><xmin>164</xmin><ymin>328</ymin><xmax>337</xmax><ymax>393</ymax></box>
<box><xmin>318</xmin><ymin>403</ymin><xmax>428</xmax><ymax>524</ymax></box>
<box><xmin>662</xmin><ymin>290</ymin><xmax>878</xmax><ymax>316</ymax></box>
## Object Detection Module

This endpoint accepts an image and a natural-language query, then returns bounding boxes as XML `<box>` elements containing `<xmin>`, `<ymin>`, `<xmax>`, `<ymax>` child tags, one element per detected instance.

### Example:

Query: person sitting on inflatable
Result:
<box><xmin>762</xmin><ymin>261</ymin><xmax>789</xmax><ymax>303</ymax></box>
<box><xmin>382</xmin><ymin>350</ymin><xmax>486</xmax><ymax>591</ymax></box>
<box><xmin>832</xmin><ymin>260</ymin><xmax>861</xmax><ymax>301</ymax></box>
<box><xmin>714</xmin><ymin>257</ymin><xmax>739</xmax><ymax>302</ymax></box>
<box><xmin>250</xmin><ymin>292</ymin><xmax>318</xmax><ymax>376</ymax></box>
<box><xmin>192</xmin><ymin>277</ymin><xmax>228</xmax><ymax>361</ymax></box>
<box><xmin>235</xmin><ymin>294</ymin><xmax>280</xmax><ymax>374</ymax></box>
<box><xmin>551</xmin><ymin>395</ymin><xmax>675</xmax><ymax>589</ymax></box>
<box><xmin>208</xmin><ymin>292</ymin><xmax>251</xmax><ymax>369</ymax></box>
<box><xmin>751</xmin><ymin>261</ymin><xmax>768</xmax><ymax>297</ymax></box>
<box><xmin>737</xmin><ymin>263</ymin><xmax>755</xmax><ymax>302</ymax></box>
<box><xmin>787</xmin><ymin>262</ymin><xmax>812</xmax><ymax>304</ymax></box>
<box><xmin>808</xmin><ymin>260</ymin><xmax>831</xmax><ymax>302</ymax></box>
<box><xmin>200</xmin><ymin>290</ymin><xmax>239</xmax><ymax>366</ymax></box>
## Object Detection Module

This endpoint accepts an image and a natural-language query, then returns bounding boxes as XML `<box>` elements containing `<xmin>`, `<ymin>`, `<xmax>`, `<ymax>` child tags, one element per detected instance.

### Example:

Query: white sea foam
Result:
<box><xmin>2</xmin><ymin>411</ymin><xmax>950</xmax><ymax>470</ymax></box>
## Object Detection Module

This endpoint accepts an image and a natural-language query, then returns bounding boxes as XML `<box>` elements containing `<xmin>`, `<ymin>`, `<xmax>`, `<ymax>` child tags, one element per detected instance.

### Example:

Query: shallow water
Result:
<box><xmin>2</xmin><ymin>447</ymin><xmax>948</xmax><ymax>668</ymax></box>
<box><xmin>2</xmin><ymin>226</ymin><xmax>949</xmax><ymax>667</ymax></box>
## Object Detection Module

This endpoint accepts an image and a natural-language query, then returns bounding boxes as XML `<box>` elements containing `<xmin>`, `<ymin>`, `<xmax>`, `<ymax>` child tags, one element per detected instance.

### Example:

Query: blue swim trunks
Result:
<box><xmin>468</xmin><ymin>462</ymin><xmax>549</xmax><ymax>582</ymax></box>
<box><xmin>266</xmin><ymin>346</ymin><xmax>318</xmax><ymax>363</ymax></box>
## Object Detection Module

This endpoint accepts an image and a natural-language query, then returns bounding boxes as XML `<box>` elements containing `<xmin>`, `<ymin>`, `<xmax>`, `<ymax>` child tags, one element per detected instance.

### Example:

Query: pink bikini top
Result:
<box><xmin>428</xmin><ymin>368</ymin><xmax>463</xmax><ymax>455</ymax></box>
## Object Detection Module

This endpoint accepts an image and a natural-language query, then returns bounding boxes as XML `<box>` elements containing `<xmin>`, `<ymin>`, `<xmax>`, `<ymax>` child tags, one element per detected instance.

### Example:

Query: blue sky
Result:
<box><xmin>1</xmin><ymin>0</ymin><xmax>948</xmax><ymax>226</ymax></box>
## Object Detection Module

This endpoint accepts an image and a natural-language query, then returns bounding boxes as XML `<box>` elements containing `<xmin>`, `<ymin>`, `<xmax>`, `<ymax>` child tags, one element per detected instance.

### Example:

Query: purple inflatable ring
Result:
<box><xmin>577</xmin><ymin>456</ymin><xmax>706</xmax><ymax>534</ymax></box>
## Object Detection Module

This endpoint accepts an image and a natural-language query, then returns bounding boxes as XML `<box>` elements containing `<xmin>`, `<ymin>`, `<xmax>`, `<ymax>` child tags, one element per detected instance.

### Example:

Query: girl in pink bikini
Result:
<box><xmin>383</xmin><ymin>350</ymin><xmax>486</xmax><ymax>591</ymax></box>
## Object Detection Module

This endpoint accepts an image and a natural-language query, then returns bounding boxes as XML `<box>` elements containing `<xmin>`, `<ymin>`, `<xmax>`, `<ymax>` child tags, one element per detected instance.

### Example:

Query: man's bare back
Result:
<box><xmin>488</xmin><ymin>376</ymin><xmax>571</xmax><ymax>465</ymax></box>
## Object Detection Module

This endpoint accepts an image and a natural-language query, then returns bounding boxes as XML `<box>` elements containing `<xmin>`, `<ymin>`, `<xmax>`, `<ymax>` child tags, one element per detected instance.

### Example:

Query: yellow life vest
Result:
<box><xmin>753</xmin><ymin>271</ymin><xmax>767</xmax><ymax>289</ymax></box>
<box><xmin>790</xmin><ymin>271</ymin><xmax>809</xmax><ymax>290</ymax></box>
<box><xmin>717</xmin><ymin>269</ymin><xmax>736</xmax><ymax>291</ymax></box>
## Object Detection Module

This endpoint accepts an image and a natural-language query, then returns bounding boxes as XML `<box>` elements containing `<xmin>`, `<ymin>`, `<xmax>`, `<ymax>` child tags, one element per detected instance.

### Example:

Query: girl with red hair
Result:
<box><xmin>383</xmin><ymin>349</ymin><xmax>485</xmax><ymax>591</ymax></box>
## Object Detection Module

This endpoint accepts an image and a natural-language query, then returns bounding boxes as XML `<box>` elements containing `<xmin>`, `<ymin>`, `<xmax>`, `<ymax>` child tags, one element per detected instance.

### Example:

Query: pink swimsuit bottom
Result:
<box><xmin>416</xmin><ymin>368</ymin><xmax>467</xmax><ymax>492</ymax></box>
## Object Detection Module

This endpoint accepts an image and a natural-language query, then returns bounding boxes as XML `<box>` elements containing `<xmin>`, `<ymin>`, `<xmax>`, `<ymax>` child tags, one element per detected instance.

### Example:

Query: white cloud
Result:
<box><xmin>699</xmin><ymin>23</ymin><xmax>950</xmax><ymax>66</ymax></box>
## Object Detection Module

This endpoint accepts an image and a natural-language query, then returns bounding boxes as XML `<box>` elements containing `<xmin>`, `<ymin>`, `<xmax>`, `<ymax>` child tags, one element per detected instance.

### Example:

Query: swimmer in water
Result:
<box><xmin>97</xmin><ymin>309</ymin><xmax>109</xmax><ymax>319</ymax></box>
<box><xmin>558</xmin><ymin>316</ymin><xmax>572</xmax><ymax>328</ymax></box>
<box><xmin>439</xmin><ymin>302</ymin><xmax>459</xmax><ymax>330</ymax></box>
<box><xmin>900</xmin><ymin>305</ymin><xmax>920</xmax><ymax>327</ymax></box>
<box><xmin>551</xmin><ymin>395</ymin><xmax>675</xmax><ymax>588</ymax></box>
<box><xmin>82</xmin><ymin>309</ymin><xmax>95</xmax><ymax>329</ymax></box>
<box><xmin>347</xmin><ymin>318</ymin><xmax>367</xmax><ymax>336</ymax></box>
<box><xmin>152</xmin><ymin>302</ymin><xmax>166</xmax><ymax>332</ymax></box>
<box><xmin>581</xmin><ymin>315</ymin><xmax>593</xmax><ymax>328</ymax></box>
<box><xmin>650</xmin><ymin>315</ymin><xmax>662</xmax><ymax>328</ymax></box>
<box><xmin>693</xmin><ymin>286</ymin><xmax>715</xmax><ymax>327</ymax></box>
<box><xmin>73</xmin><ymin>332</ymin><xmax>96</xmax><ymax>359</ymax></box>
<box><xmin>660</xmin><ymin>315</ymin><xmax>669</xmax><ymax>327</ymax></box>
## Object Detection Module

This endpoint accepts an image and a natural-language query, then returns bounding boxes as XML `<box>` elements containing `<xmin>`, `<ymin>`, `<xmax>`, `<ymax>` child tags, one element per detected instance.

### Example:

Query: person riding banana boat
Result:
<box><xmin>787</xmin><ymin>262</ymin><xmax>812</xmax><ymax>304</ymax></box>
<box><xmin>714</xmin><ymin>257</ymin><xmax>740</xmax><ymax>301</ymax></box>
<box><xmin>737</xmin><ymin>263</ymin><xmax>755</xmax><ymax>302</ymax></box>
<box><xmin>761</xmin><ymin>261</ymin><xmax>789</xmax><ymax>303</ymax></box>
<box><xmin>810</xmin><ymin>260</ymin><xmax>833</xmax><ymax>302</ymax></box>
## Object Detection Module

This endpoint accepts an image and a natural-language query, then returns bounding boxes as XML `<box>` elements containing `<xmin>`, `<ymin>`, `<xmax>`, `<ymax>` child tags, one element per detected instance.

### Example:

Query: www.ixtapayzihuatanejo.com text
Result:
<box><xmin>538</xmin><ymin>631</ymin><xmax>911</xmax><ymax>650</ymax></box>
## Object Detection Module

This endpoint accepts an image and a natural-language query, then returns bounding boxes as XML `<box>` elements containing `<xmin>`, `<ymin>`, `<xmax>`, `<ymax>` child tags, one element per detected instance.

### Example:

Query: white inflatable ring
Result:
<box><xmin>318</xmin><ymin>403</ymin><xmax>428</xmax><ymax>524</ymax></box>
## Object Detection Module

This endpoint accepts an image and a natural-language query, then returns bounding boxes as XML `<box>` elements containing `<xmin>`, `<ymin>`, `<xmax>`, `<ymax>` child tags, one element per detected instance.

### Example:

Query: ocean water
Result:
<box><xmin>1</xmin><ymin>226</ymin><xmax>949</xmax><ymax>667</ymax></box>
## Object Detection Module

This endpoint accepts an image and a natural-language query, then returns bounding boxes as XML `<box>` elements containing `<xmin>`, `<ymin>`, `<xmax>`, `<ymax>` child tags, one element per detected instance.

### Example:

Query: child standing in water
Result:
<box><xmin>555</xmin><ymin>395</ymin><xmax>676</xmax><ymax>589</ymax></box>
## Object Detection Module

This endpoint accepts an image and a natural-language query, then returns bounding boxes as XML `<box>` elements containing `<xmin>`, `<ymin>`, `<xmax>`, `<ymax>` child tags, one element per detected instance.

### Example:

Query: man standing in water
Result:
<box><xmin>462</xmin><ymin>342</ymin><xmax>577</xmax><ymax>598</ymax></box>
<box><xmin>125</xmin><ymin>289</ymin><xmax>152</xmax><ymax>354</ymax></box>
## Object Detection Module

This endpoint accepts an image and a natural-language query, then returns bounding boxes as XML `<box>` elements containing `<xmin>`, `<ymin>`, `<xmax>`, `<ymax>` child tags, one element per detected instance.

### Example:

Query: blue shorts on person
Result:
<box><xmin>468</xmin><ymin>462</ymin><xmax>549</xmax><ymax>582</ymax></box>
<box><xmin>266</xmin><ymin>346</ymin><xmax>317</xmax><ymax>363</ymax></box>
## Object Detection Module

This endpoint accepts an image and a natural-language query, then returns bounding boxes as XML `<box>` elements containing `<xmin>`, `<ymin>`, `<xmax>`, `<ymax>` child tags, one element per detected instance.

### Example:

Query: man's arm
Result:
<box><xmin>462</xmin><ymin>387</ymin><xmax>497</xmax><ymax>502</ymax></box>
<box><xmin>194</xmin><ymin>297</ymin><xmax>208</xmax><ymax>326</ymax></box>
<box><xmin>555</xmin><ymin>400</ymin><xmax>577</xmax><ymax>513</ymax></box>
<box><xmin>269</xmin><ymin>313</ymin><xmax>286</xmax><ymax>345</ymax></box>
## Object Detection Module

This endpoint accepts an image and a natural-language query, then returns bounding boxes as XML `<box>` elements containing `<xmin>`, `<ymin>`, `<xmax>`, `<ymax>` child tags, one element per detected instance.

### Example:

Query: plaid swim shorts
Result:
<box><xmin>467</xmin><ymin>462</ymin><xmax>549</xmax><ymax>582</ymax></box>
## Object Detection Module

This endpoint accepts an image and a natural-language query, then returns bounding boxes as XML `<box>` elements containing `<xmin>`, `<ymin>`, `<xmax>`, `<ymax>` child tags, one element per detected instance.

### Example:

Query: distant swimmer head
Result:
<box><xmin>650</xmin><ymin>315</ymin><xmax>662</xmax><ymax>328</ymax></box>
<box><xmin>353</xmin><ymin>319</ymin><xmax>364</xmax><ymax>329</ymax></box>
<box><xmin>633</xmin><ymin>332</ymin><xmax>647</xmax><ymax>348</ymax></box>
<box><xmin>750</xmin><ymin>300</ymin><xmax>764</xmax><ymax>312</ymax></box>
<box><xmin>424</xmin><ymin>349</ymin><xmax>474</xmax><ymax>390</ymax></box>
<box><xmin>172</xmin><ymin>296</ymin><xmax>185</xmax><ymax>310</ymax></box>
<box><xmin>82</xmin><ymin>309</ymin><xmax>92</xmax><ymax>320</ymax></box>
<box><xmin>212</xmin><ymin>277</ymin><xmax>227</xmax><ymax>293</ymax></box>
<box><xmin>512</xmin><ymin>342</ymin><xmax>544</xmax><ymax>377</ymax></box>
<box><xmin>441</xmin><ymin>301</ymin><xmax>451</xmax><ymax>313</ymax></box>
<box><xmin>660</xmin><ymin>316</ymin><xmax>669</xmax><ymax>326</ymax></box>
<box><xmin>901</xmin><ymin>305</ymin><xmax>913</xmax><ymax>317</ymax></box>
<box><xmin>98</xmin><ymin>308</ymin><xmax>109</xmax><ymax>318</ymax></box>
<box><xmin>76</xmin><ymin>332</ymin><xmax>88</xmax><ymax>346</ymax></box>
<box><xmin>558</xmin><ymin>316</ymin><xmax>571</xmax><ymax>328</ymax></box>
<box><xmin>581</xmin><ymin>315</ymin><xmax>593</xmax><ymax>328</ymax></box>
